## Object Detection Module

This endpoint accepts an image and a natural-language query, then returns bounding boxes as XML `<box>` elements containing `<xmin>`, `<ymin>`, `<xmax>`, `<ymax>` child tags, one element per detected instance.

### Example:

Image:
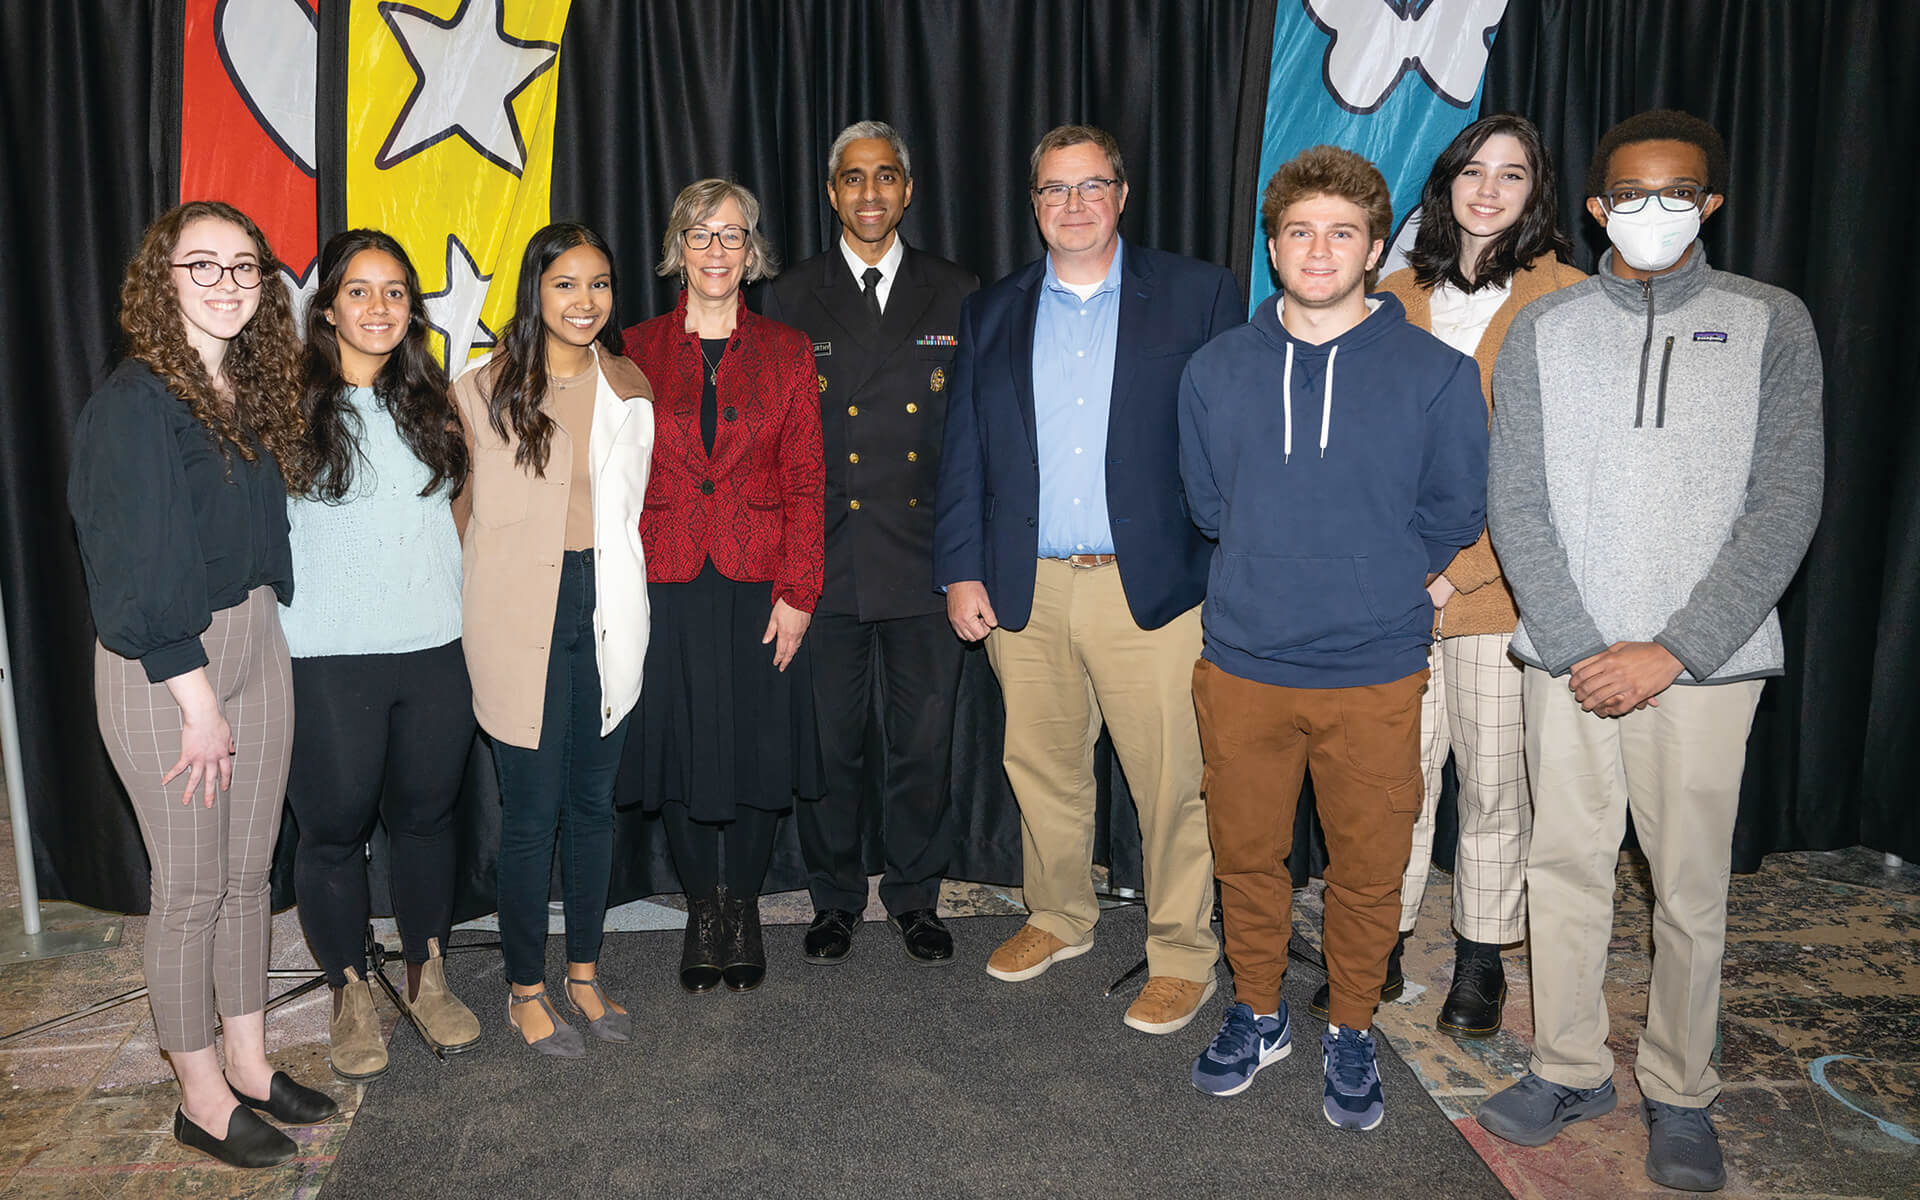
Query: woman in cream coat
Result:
<box><xmin>453</xmin><ymin>222</ymin><xmax>653</xmax><ymax>1057</ymax></box>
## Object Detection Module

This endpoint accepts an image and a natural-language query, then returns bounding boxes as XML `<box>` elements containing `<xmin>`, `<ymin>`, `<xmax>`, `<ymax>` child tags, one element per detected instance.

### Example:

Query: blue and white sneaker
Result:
<box><xmin>1190</xmin><ymin>1002</ymin><xmax>1291</xmax><ymax>1096</ymax></box>
<box><xmin>1322</xmin><ymin>1025</ymin><xmax>1386</xmax><ymax>1130</ymax></box>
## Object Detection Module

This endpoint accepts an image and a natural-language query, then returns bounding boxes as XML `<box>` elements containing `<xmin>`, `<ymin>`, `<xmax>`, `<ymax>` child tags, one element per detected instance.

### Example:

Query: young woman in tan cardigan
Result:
<box><xmin>1312</xmin><ymin>114</ymin><xmax>1584</xmax><ymax>1039</ymax></box>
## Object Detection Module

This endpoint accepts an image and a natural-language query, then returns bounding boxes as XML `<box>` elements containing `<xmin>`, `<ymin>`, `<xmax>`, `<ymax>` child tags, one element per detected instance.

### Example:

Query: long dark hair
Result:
<box><xmin>487</xmin><ymin>222</ymin><xmax>622</xmax><ymax>475</ymax></box>
<box><xmin>1406</xmin><ymin>112</ymin><xmax>1572</xmax><ymax>293</ymax></box>
<box><xmin>299</xmin><ymin>229</ymin><xmax>466</xmax><ymax>501</ymax></box>
<box><xmin>120</xmin><ymin>200</ymin><xmax>309</xmax><ymax>491</ymax></box>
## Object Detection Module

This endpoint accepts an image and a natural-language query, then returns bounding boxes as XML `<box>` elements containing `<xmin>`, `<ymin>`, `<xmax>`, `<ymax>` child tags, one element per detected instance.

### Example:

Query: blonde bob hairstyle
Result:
<box><xmin>655</xmin><ymin>178</ymin><xmax>780</xmax><ymax>284</ymax></box>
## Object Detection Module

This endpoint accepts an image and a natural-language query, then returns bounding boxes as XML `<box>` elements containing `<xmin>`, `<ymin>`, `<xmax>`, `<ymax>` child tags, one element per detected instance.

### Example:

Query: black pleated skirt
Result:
<box><xmin>624</xmin><ymin>560</ymin><xmax>823</xmax><ymax>819</ymax></box>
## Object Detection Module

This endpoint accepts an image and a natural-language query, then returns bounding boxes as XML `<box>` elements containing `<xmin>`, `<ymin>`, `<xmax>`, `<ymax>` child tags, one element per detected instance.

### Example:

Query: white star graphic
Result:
<box><xmin>421</xmin><ymin>234</ymin><xmax>500</xmax><ymax>370</ymax></box>
<box><xmin>375</xmin><ymin>0</ymin><xmax>558</xmax><ymax>176</ymax></box>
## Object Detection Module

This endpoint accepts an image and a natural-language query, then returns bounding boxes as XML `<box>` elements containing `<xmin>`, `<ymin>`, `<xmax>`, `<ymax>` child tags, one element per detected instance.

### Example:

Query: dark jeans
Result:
<box><xmin>289</xmin><ymin>640</ymin><xmax>474</xmax><ymax>988</ymax></box>
<box><xmin>493</xmin><ymin>550</ymin><xmax>632</xmax><ymax>986</ymax></box>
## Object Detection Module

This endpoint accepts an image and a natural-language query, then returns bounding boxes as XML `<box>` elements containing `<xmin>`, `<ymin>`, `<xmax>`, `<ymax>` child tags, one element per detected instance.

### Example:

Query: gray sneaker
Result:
<box><xmin>1476</xmin><ymin>1073</ymin><xmax>1618</xmax><ymax>1146</ymax></box>
<box><xmin>1641</xmin><ymin>1098</ymin><xmax>1726</xmax><ymax>1191</ymax></box>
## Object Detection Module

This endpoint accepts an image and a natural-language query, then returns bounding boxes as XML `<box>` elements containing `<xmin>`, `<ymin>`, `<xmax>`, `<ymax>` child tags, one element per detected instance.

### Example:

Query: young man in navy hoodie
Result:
<box><xmin>1177</xmin><ymin>145</ymin><xmax>1488</xmax><ymax>1129</ymax></box>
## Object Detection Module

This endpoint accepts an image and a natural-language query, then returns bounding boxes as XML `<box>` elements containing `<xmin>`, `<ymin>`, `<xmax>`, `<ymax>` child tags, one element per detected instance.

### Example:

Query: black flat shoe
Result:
<box><xmin>889</xmin><ymin>908</ymin><xmax>955</xmax><ymax>966</ymax></box>
<box><xmin>803</xmin><ymin>909</ymin><xmax>861</xmax><ymax>963</ymax></box>
<box><xmin>680</xmin><ymin>893</ymin><xmax>725</xmax><ymax>993</ymax></box>
<box><xmin>1436</xmin><ymin>952</ymin><xmax>1507</xmax><ymax>1039</ymax></box>
<box><xmin>229</xmin><ymin>1070</ymin><xmax>338</xmax><ymax>1125</ymax></box>
<box><xmin>718</xmin><ymin>887</ymin><xmax>765</xmax><ymax>992</ymax></box>
<box><xmin>173</xmin><ymin>1105</ymin><xmax>296</xmax><ymax>1168</ymax></box>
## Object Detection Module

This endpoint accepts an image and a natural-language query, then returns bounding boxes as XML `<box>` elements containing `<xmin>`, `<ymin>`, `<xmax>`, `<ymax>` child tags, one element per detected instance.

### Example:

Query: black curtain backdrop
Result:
<box><xmin>1482</xmin><ymin>0</ymin><xmax>1920</xmax><ymax>869</ymax></box>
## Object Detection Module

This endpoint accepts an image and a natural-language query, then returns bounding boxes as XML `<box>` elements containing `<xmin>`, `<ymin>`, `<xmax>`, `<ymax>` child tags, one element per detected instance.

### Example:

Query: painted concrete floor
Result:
<box><xmin>1</xmin><ymin>808</ymin><xmax>1914</xmax><ymax>1198</ymax></box>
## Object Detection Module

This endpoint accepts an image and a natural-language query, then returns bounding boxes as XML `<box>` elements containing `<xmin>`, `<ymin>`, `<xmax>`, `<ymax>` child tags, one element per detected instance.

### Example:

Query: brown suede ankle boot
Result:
<box><xmin>329</xmin><ymin>967</ymin><xmax>389</xmax><ymax>1081</ymax></box>
<box><xmin>405</xmin><ymin>937</ymin><xmax>482</xmax><ymax>1053</ymax></box>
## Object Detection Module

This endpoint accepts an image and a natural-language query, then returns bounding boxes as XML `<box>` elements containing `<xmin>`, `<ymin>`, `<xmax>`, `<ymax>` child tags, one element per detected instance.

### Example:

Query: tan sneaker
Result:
<box><xmin>984</xmin><ymin>924</ymin><xmax>1092</xmax><ymax>982</ymax></box>
<box><xmin>405</xmin><ymin>938</ymin><xmax>482</xmax><ymax>1052</ymax></box>
<box><xmin>1123</xmin><ymin>974</ymin><xmax>1219</xmax><ymax>1034</ymax></box>
<box><xmin>329</xmin><ymin>968</ymin><xmax>389</xmax><ymax>1081</ymax></box>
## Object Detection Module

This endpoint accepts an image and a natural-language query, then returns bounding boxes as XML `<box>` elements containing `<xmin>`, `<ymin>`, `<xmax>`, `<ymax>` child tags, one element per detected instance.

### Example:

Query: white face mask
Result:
<box><xmin>1603</xmin><ymin>202</ymin><xmax>1700</xmax><ymax>272</ymax></box>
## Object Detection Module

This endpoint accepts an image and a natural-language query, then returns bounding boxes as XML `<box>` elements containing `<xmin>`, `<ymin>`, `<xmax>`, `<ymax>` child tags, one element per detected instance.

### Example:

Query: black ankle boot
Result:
<box><xmin>717</xmin><ymin>886</ymin><xmax>765</xmax><ymax>992</ymax></box>
<box><xmin>679</xmin><ymin>892</ymin><xmax>725</xmax><ymax>993</ymax></box>
<box><xmin>1436</xmin><ymin>940</ymin><xmax>1506</xmax><ymax>1039</ymax></box>
<box><xmin>1309</xmin><ymin>930</ymin><xmax>1407</xmax><ymax>1021</ymax></box>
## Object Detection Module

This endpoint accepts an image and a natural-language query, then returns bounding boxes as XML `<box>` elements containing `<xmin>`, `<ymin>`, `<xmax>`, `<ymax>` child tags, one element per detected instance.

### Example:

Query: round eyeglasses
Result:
<box><xmin>682</xmin><ymin>225</ymin><xmax>749</xmax><ymax>250</ymax></box>
<box><xmin>172</xmin><ymin>260</ymin><xmax>264</xmax><ymax>288</ymax></box>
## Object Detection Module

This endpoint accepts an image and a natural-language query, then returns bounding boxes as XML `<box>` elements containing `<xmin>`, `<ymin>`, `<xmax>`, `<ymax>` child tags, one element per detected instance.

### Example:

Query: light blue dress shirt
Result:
<box><xmin>279</xmin><ymin>386</ymin><xmax>464</xmax><ymax>658</ymax></box>
<box><xmin>1031</xmin><ymin>240</ymin><xmax>1123</xmax><ymax>557</ymax></box>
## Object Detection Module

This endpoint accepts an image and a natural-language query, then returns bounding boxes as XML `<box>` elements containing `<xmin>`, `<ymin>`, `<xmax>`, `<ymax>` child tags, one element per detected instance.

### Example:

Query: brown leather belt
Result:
<box><xmin>1062</xmin><ymin>553</ymin><xmax>1117</xmax><ymax>569</ymax></box>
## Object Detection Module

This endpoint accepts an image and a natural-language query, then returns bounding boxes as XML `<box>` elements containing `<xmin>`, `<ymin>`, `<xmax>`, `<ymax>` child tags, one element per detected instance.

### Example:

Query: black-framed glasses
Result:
<box><xmin>681</xmin><ymin>225</ymin><xmax>749</xmax><ymax>250</ymax></box>
<box><xmin>172</xmin><ymin>260</ymin><xmax>264</xmax><ymax>288</ymax></box>
<box><xmin>1597</xmin><ymin>185</ymin><xmax>1709</xmax><ymax>215</ymax></box>
<box><xmin>1032</xmin><ymin>178</ymin><xmax>1118</xmax><ymax>206</ymax></box>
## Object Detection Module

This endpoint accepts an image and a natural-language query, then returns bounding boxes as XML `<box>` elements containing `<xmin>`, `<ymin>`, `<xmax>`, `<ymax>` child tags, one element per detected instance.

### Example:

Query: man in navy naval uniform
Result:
<box><xmin>763</xmin><ymin>120</ymin><xmax>979</xmax><ymax>966</ymax></box>
<box><xmin>933</xmin><ymin>123</ymin><xmax>1242</xmax><ymax>1034</ymax></box>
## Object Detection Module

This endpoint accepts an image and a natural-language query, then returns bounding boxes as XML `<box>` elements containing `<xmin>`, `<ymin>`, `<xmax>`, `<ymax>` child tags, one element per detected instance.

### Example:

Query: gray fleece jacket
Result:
<box><xmin>1488</xmin><ymin>246</ymin><xmax>1823</xmax><ymax>683</ymax></box>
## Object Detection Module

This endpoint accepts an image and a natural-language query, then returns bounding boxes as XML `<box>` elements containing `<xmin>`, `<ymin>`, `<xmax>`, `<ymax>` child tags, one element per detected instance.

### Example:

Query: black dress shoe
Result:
<box><xmin>1436</xmin><ymin>952</ymin><xmax>1507</xmax><ymax>1039</ymax></box>
<box><xmin>174</xmin><ymin>1105</ymin><xmax>296</xmax><ymax>1168</ymax></box>
<box><xmin>803</xmin><ymin>909</ymin><xmax>861</xmax><ymax>963</ymax></box>
<box><xmin>680</xmin><ymin>893</ymin><xmax>725</xmax><ymax>993</ymax></box>
<box><xmin>229</xmin><ymin>1070</ymin><xmax>338</xmax><ymax>1125</ymax></box>
<box><xmin>718</xmin><ymin>887</ymin><xmax>765</xmax><ymax>992</ymax></box>
<box><xmin>889</xmin><ymin>908</ymin><xmax>955</xmax><ymax>966</ymax></box>
<box><xmin>1308</xmin><ymin>934</ymin><xmax>1406</xmax><ymax>1022</ymax></box>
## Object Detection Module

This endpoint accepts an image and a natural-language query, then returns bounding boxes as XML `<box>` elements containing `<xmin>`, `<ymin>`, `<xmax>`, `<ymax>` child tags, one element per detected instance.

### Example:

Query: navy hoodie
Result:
<box><xmin>1177</xmin><ymin>293</ymin><xmax>1487</xmax><ymax>688</ymax></box>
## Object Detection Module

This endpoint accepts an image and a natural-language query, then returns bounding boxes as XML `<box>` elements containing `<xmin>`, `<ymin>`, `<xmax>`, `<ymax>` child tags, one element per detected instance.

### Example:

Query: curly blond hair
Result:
<box><xmin>119</xmin><ymin>201</ymin><xmax>309</xmax><ymax>492</ymax></box>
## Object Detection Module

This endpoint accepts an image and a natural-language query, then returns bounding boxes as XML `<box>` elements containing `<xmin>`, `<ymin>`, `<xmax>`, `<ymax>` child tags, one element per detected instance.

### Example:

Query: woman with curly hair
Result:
<box><xmin>279</xmin><ymin>229</ymin><xmax>480</xmax><ymax>1080</ymax></box>
<box><xmin>68</xmin><ymin>200</ymin><xmax>337</xmax><ymax>1168</ymax></box>
<box><xmin>453</xmin><ymin>222</ymin><xmax>655</xmax><ymax>1057</ymax></box>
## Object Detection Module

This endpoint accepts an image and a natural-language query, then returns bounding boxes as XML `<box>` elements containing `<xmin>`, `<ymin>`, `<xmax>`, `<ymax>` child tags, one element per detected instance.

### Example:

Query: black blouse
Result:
<box><xmin>67</xmin><ymin>359</ymin><xmax>294</xmax><ymax>683</ymax></box>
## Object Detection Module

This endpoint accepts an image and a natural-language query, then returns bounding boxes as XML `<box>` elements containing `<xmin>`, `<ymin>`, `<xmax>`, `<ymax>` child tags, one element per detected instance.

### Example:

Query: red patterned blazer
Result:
<box><xmin>622</xmin><ymin>292</ymin><xmax>824</xmax><ymax>613</ymax></box>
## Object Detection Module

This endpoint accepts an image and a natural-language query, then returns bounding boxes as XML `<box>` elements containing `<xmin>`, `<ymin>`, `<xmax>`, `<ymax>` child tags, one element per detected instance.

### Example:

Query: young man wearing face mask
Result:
<box><xmin>1476</xmin><ymin>110</ymin><xmax>1823</xmax><ymax>1191</ymax></box>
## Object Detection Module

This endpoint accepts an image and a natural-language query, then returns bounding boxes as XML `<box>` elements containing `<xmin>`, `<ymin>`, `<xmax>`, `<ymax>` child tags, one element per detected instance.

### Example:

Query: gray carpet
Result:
<box><xmin>325</xmin><ymin>910</ymin><xmax>1501</xmax><ymax>1198</ymax></box>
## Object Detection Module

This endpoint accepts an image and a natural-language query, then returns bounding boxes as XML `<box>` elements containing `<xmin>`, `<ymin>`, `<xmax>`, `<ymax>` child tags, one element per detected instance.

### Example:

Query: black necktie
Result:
<box><xmin>861</xmin><ymin>266</ymin><xmax>884</xmax><ymax>327</ymax></box>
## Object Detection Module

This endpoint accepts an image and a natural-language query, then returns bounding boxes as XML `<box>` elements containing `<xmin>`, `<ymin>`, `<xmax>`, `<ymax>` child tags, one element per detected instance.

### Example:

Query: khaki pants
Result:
<box><xmin>1521</xmin><ymin>667</ymin><xmax>1764</xmax><ymax>1107</ymax></box>
<box><xmin>1400</xmin><ymin>632</ymin><xmax>1532</xmax><ymax>942</ymax></box>
<box><xmin>984</xmin><ymin>559</ymin><xmax>1217</xmax><ymax>981</ymax></box>
<box><xmin>1194</xmin><ymin>659</ymin><xmax>1426</xmax><ymax>1028</ymax></box>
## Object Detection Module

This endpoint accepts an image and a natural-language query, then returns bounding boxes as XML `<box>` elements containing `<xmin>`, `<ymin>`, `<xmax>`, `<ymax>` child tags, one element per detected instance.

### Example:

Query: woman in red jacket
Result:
<box><xmin>621</xmin><ymin>178</ymin><xmax>823</xmax><ymax>994</ymax></box>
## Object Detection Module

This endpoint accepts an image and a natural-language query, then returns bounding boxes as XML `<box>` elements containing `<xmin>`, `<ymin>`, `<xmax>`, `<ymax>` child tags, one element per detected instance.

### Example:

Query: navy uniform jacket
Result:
<box><xmin>765</xmin><ymin>245</ymin><xmax>979</xmax><ymax>621</ymax></box>
<box><xmin>932</xmin><ymin>244</ymin><xmax>1243</xmax><ymax>630</ymax></box>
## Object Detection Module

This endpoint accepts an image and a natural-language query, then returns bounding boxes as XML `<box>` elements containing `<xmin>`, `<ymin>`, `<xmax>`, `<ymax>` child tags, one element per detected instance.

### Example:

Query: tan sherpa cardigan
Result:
<box><xmin>1380</xmin><ymin>254</ymin><xmax>1585</xmax><ymax>637</ymax></box>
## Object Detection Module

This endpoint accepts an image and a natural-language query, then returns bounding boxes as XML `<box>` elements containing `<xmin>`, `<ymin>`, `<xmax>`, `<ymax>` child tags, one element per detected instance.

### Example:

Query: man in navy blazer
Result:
<box><xmin>933</xmin><ymin>124</ymin><xmax>1243</xmax><ymax>1035</ymax></box>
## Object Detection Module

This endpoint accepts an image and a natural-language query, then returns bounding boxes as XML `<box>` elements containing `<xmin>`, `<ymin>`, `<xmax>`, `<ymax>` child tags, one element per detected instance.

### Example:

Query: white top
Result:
<box><xmin>838</xmin><ymin>233</ymin><xmax>906</xmax><ymax>310</ymax></box>
<box><xmin>279</xmin><ymin>386</ymin><xmax>464</xmax><ymax>658</ymax></box>
<box><xmin>1427</xmin><ymin>279</ymin><xmax>1511</xmax><ymax>357</ymax></box>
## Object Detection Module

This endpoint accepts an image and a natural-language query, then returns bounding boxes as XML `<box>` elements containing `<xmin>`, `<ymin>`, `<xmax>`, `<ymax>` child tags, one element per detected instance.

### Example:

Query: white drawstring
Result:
<box><xmin>1320</xmin><ymin>343</ymin><xmax>1336</xmax><ymax>458</ymax></box>
<box><xmin>1282</xmin><ymin>341</ymin><xmax>1294</xmax><ymax>463</ymax></box>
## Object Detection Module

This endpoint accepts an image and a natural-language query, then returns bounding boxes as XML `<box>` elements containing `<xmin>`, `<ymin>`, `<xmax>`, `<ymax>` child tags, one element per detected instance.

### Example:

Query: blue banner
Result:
<box><xmin>1251</xmin><ymin>0</ymin><xmax>1508</xmax><ymax>312</ymax></box>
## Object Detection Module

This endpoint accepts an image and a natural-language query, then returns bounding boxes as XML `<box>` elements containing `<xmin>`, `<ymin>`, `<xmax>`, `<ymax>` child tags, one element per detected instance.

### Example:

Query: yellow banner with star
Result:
<box><xmin>345</xmin><ymin>0</ymin><xmax>572</xmax><ymax>369</ymax></box>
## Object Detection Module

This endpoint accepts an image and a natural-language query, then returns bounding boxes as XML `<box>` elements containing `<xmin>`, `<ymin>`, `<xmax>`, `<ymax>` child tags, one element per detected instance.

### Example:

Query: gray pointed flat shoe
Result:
<box><xmin>563</xmin><ymin>975</ymin><xmax>632</xmax><ymax>1042</ymax></box>
<box><xmin>507</xmin><ymin>989</ymin><xmax>586</xmax><ymax>1058</ymax></box>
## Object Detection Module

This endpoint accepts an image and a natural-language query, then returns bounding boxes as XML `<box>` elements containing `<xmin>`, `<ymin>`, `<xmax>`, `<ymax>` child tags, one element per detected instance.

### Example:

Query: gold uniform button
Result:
<box><xmin>907</xmin><ymin>451</ymin><xmax>918</xmax><ymax>462</ymax></box>
<box><xmin>906</xmin><ymin>402</ymin><xmax>918</xmax><ymax>414</ymax></box>
<box><xmin>908</xmin><ymin>498</ymin><xmax>918</xmax><ymax>507</ymax></box>
<box><xmin>849</xmin><ymin>499</ymin><xmax>861</xmax><ymax>510</ymax></box>
<box><xmin>848</xmin><ymin>405</ymin><xmax>858</xmax><ymax>416</ymax></box>
<box><xmin>848</xmin><ymin>452</ymin><xmax>860</xmax><ymax>464</ymax></box>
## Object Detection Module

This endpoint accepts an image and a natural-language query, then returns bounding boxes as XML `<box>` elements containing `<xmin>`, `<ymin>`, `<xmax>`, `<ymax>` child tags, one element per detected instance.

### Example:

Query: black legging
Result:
<box><xmin>660</xmin><ymin>801</ymin><xmax>779</xmax><ymax>897</ymax></box>
<box><xmin>288</xmin><ymin>640</ymin><xmax>475</xmax><ymax>987</ymax></box>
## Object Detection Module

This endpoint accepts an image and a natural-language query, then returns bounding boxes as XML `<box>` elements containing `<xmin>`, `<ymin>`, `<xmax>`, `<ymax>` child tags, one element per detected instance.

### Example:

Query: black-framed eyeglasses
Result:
<box><xmin>681</xmin><ymin>225</ymin><xmax>749</xmax><ymax>250</ymax></box>
<box><xmin>1032</xmin><ymin>178</ymin><xmax>1118</xmax><ymax>206</ymax></box>
<box><xmin>172</xmin><ymin>260</ymin><xmax>264</xmax><ymax>288</ymax></box>
<box><xmin>1597</xmin><ymin>185</ymin><xmax>1709</xmax><ymax>215</ymax></box>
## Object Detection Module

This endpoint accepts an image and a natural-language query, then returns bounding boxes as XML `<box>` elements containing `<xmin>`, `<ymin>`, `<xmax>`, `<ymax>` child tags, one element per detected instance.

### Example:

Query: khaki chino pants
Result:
<box><xmin>1194</xmin><ymin>659</ymin><xmax>1427</xmax><ymax>1028</ymax></box>
<box><xmin>984</xmin><ymin>559</ymin><xmax>1218</xmax><ymax>981</ymax></box>
<box><xmin>1521</xmin><ymin>666</ymin><xmax>1764</xmax><ymax>1107</ymax></box>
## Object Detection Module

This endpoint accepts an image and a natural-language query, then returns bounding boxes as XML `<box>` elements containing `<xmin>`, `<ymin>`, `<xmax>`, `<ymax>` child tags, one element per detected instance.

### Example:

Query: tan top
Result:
<box><xmin>1380</xmin><ymin>254</ymin><xmax>1586</xmax><ymax>638</ymax></box>
<box><xmin>550</xmin><ymin>366</ymin><xmax>597</xmax><ymax>551</ymax></box>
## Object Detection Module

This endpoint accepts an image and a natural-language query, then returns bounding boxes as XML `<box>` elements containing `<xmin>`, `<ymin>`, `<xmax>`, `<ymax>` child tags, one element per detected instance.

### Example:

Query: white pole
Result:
<box><xmin>0</xmin><ymin>578</ymin><xmax>42</xmax><ymax>936</ymax></box>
